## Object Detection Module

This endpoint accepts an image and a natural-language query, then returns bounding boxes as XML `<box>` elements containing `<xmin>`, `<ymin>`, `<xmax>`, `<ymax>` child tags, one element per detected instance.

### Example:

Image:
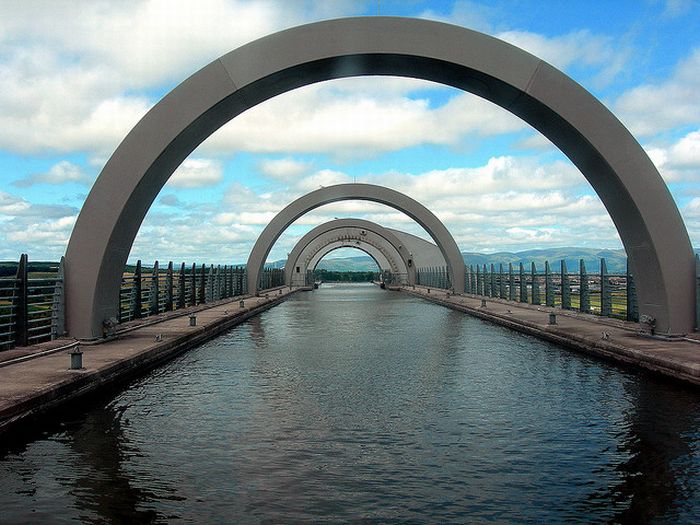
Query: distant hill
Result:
<box><xmin>265</xmin><ymin>255</ymin><xmax>379</xmax><ymax>272</ymax></box>
<box><xmin>3</xmin><ymin>247</ymin><xmax>695</xmax><ymax>276</ymax></box>
<box><xmin>461</xmin><ymin>248</ymin><xmax>630</xmax><ymax>274</ymax></box>
<box><xmin>267</xmin><ymin>248</ymin><xmax>633</xmax><ymax>273</ymax></box>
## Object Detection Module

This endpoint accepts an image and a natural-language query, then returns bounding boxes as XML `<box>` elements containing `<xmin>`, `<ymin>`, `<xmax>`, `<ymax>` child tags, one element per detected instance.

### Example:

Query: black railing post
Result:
<box><xmin>509</xmin><ymin>263</ymin><xmax>515</xmax><ymax>301</ymax></box>
<box><xmin>531</xmin><ymin>262</ymin><xmax>540</xmax><ymax>305</ymax></box>
<box><xmin>198</xmin><ymin>263</ymin><xmax>206</xmax><ymax>304</ymax></box>
<box><xmin>579</xmin><ymin>259</ymin><xmax>590</xmax><ymax>313</ymax></box>
<box><xmin>224</xmin><ymin>265</ymin><xmax>230</xmax><ymax>298</ymax></box>
<box><xmin>132</xmin><ymin>260</ymin><xmax>143</xmax><ymax>319</ymax></box>
<box><xmin>165</xmin><ymin>261</ymin><xmax>174</xmax><ymax>312</ymax></box>
<box><xmin>545</xmin><ymin>261</ymin><xmax>554</xmax><ymax>307</ymax></box>
<box><xmin>178</xmin><ymin>262</ymin><xmax>186</xmax><ymax>309</ymax></box>
<box><xmin>627</xmin><ymin>260</ymin><xmax>639</xmax><ymax>322</ymax></box>
<box><xmin>600</xmin><ymin>258</ymin><xmax>611</xmax><ymax>317</ymax></box>
<box><xmin>499</xmin><ymin>263</ymin><xmax>506</xmax><ymax>299</ymax></box>
<box><xmin>190</xmin><ymin>263</ymin><xmax>197</xmax><ymax>306</ymax></box>
<box><xmin>15</xmin><ymin>254</ymin><xmax>28</xmax><ymax>347</ymax></box>
<box><xmin>149</xmin><ymin>261</ymin><xmax>159</xmax><ymax>316</ymax></box>
<box><xmin>561</xmin><ymin>260</ymin><xmax>571</xmax><ymax>310</ymax></box>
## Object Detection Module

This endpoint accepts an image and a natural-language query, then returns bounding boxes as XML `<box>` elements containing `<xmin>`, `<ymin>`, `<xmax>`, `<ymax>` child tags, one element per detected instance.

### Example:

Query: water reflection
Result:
<box><xmin>590</xmin><ymin>377</ymin><xmax>700</xmax><ymax>523</ymax></box>
<box><xmin>0</xmin><ymin>284</ymin><xmax>698</xmax><ymax>523</ymax></box>
<box><xmin>67</xmin><ymin>403</ymin><xmax>161</xmax><ymax>523</ymax></box>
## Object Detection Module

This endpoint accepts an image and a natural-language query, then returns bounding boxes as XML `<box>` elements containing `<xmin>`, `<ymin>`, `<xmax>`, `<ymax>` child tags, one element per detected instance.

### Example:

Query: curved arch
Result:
<box><xmin>309</xmin><ymin>243</ymin><xmax>388</xmax><ymax>275</ymax></box>
<box><xmin>284</xmin><ymin>218</ymin><xmax>417</xmax><ymax>285</ymax></box>
<box><xmin>299</xmin><ymin>240</ymin><xmax>399</xmax><ymax>284</ymax></box>
<box><xmin>65</xmin><ymin>16</ymin><xmax>694</xmax><ymax>337</ymax></box>
<box><xmin>247</xmin><ymin>184</ymin><xmax>461</xmax><ymax>294</ymax></box>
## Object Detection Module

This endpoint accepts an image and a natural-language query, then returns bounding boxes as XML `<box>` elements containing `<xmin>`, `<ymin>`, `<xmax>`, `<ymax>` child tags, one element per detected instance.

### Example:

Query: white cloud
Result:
<box><xmin>0</xmin><ymin>192</ymin><xmax>32</xmax><ymax>215</ymax></box>
<box><xmin>418</xmin><ymin>0</ymin><xmax>498</xmax><ymax>33</ymax></box>
<box><xmin>258</xmin><ymin>158</ymin><xmax>312</xmax><ymax>181</ymax></box>
<box><xmin>295</xmin><ymin>169</ymin><xmax>351</xmax><ymax>192</ymax></box>
<box><xmin>645</xmin><ymin>129</ymin><xmax>700</xmax><ymax>181</ymax></box>
<box><xmin>376</xmin><ymin>156</ymin><xmax>585</xmax><ymax>201</ymax></box>
<box><xmin>496</xmin><ymin>29</ymin><xmax>629</xmax><ymax>86</ymax></box>
<box><xmin>166</xmin><ymin>158</ymin><xmax>223</xmax><ymax>188</ymax></box>
<box><xmin>202</xmin><ymin>80</ymin><xmax>525</xmax><ymax>158</ymax></box>
<box><xmin>0</xmin><ymin>191</ymin><xmax>78</xmax><ymax>259</ymax></box>
<box><xmin>0</xmin><ymin>1</ymin><xmax>360</xmax><ymax>155</ymax></box>
<box><xmin>13</xmin><ymin>160</ymin><xmax>91</xmax><ymax>187</ymax></box>
<box><xmin>616</xmin><ymin>48</ymin><xmax>700</xmax><ymax>136</ymax></box>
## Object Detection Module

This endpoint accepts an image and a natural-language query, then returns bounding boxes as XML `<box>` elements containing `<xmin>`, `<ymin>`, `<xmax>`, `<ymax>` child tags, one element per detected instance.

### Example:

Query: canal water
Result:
<box><xmin>1</xmin><ymin>283</ymin><xmax>699</xmax><ymax>524</ymax></box>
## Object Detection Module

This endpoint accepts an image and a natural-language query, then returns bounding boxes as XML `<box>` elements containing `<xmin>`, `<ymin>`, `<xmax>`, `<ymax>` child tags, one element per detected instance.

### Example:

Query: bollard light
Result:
<box><xmin>549</xmin><ymin>312</ymin><xmax>557</xmax><ymax>325</ymax></box>
<box><xmin>239</xmin><ymin>300</ymin><xmax>245</xmax><ymax>308</ymax></box>
<box><xmin>70</xmin><ymin>345</ymin><xmax>83</xmax><ymax>370</ymax></box>
<box><xmin>481</xmin><ymin>299</ymin><xmax>487</xmax><ymax>308</ymax></box>
<box><xmin>189</xmin><ymin>314</ymin><xmax>197</xmax><ymax>326</ymax></box>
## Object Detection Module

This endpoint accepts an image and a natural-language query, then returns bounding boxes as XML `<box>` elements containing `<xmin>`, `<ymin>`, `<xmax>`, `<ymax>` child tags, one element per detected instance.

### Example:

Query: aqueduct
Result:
<box><xmin>64</xmin><ymin>16</ymin><xmax>695</xmax><ymax>338</ymax></box>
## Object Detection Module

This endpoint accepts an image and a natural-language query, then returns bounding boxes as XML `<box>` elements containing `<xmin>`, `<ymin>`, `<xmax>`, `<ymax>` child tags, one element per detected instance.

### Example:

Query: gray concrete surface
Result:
<box><xmin>64</xmin><ymin>17</ymin><xmax>692</xmax><ymax>337</ymax></box>
<box><xmin>403</xmin><ymin>286</ymin><xmax>700</xmax><ymax>387</ymax></box>
<box><xmin>0</xmin><ymin>288</ymin><xmax>300</xmax><ymax>436</ymax></box>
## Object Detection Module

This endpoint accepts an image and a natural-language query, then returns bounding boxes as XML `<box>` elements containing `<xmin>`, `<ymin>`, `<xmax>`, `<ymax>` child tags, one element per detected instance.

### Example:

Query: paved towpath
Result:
<box><xmin>0</xmin><ymin>288</ymin><xmax>299</xmax><ymax>435</ymax></box>
<box><xmin>400</xmin><ymin>285</ymin><xmax>700</xmax><ymax>387</ymax></box>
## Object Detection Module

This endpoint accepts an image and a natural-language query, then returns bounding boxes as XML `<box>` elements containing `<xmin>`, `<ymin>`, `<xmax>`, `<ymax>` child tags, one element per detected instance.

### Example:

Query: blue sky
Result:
<box><xmin>1</xmin><ymin>0</ymin><xmax>700</xmax><ymax>265</ymax></box>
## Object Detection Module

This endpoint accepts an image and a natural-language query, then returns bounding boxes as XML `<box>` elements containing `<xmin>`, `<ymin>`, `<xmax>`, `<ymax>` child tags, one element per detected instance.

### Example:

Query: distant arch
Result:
<box><xmin>284</xmin><ymin>218</ymin><xmax>416</xmax><ymax>286</ymax></box>
<box><xmin>64</xmin><ymin>16</ymin><xmax>693</xmax><ymax>337</ymax></box>
<box><xmin>308</xmin><ymin>243</ymin><xmax>389</xmax><ymax>280</ymax></box>
<box><xmin>247</xmin><ymin>184</ymin><xmax>462</xmax><ymax>294</ymax></box>
<box><xmin>309</xmin><ymin>244</ymin><xmax>388</xmax><ymax>272</ymax></box>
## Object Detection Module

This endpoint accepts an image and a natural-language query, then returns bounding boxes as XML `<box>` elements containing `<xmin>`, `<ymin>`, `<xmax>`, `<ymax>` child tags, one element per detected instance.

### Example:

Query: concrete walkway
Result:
<box><xmin>401</xmin><ymin>285</ymin><xmax>700</xmax><ymax>387</ymax></box>
<box><xmin>0</xmin><ymin>288</ymin><xmax>300</xmax><ymax>435</ymax></box>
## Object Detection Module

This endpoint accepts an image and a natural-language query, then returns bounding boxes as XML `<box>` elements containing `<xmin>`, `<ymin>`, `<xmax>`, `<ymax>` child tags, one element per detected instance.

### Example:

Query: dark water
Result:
<box><xmin>1</xmin><ymin>283</ymin><xmax>700</xmax><ymax>524</ymax></box>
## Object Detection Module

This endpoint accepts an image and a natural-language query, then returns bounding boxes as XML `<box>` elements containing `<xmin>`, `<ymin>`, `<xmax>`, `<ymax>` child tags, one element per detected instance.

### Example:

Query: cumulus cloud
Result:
<box><xmin>201</xmin><ymin>80</ymin><xmax>525</xmax><ymax>158</ymax></box>
<box><xmin>0</xmin><ymin>191</ymin><xmax>77</xmax><ymax>259</ymax></box>
<box><xmin>0</xmin><ymin>1</ymin><xmax>359</xmax><ymax>155</ymax></box>
<box><xmin>13</xmin><ymin>160</ymin><xmax>92</xmax><ymax>187</ymax></box>
<box><xmin>166</xmin><ymin>158</ymin><xmax>223</xmax><ymax>188</ymax></box>
<box><xmin>258</xmin><ymin>158</ymin><xmax>312</xmax><ymax>181</ymax></box>
<box><xmin>645</xmin><ymin>129</ymin><xmax>700</xmax><ymax>181</ymax></box>
<box><xmin>616</xmin><ymin>48</ymin><xmax>700</xmax><ymax>136</ymax></box>
<box><xmin>496</xmin><ymin>29</ymin><xmax>630</xmax><ymax>86</ymax></box>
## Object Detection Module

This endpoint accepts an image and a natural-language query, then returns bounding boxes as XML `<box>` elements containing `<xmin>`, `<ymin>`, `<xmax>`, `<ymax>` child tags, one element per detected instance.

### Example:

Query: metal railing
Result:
<box><xmin>0</xmin><ymin>255</ymin><xmax>285</xmax><ymax>351</ymax></box>
<box><xmin>0</xmin><ymin>254</ymin><xmax>63</xmax><ymax>350</ymax></box>
<box><xmin>118</xmin><ymin>261</ymin><xmax>249</xmax><ymax>323</ymax></box>
<box><xmin>413</xmin><ymin>258</ymin><xmax>639</xmax><ymax>322</ymax></box>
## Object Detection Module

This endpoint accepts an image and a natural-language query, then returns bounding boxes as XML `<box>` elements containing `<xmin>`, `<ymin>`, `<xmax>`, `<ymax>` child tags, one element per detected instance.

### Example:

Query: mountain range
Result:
<box><xmin>268</xmin><ymin>248</ymin><xmax>635</xmax><ymax>274</ymax></box>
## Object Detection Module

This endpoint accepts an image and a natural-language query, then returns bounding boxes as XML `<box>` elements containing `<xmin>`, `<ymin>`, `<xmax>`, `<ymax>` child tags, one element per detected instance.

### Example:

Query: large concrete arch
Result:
<box><xmin>247</xmin><ymin>184</ymin><xmax>462</xmax><ymax>294</ymax></box>
<box><xmin>284</xmin><ymin>219</ymin><xmax>416</xmax><ymax>286</ymax></box>
<box><xmin>65</xmin><ymin>16</ymin><xmax>694</xmax><ymax>338</ymax></box>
